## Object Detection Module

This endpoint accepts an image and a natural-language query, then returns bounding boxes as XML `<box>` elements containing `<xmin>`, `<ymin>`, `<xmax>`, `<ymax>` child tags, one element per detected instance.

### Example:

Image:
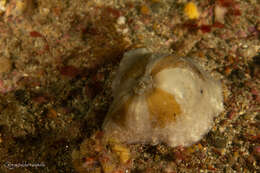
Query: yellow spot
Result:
<box><xmin>109</xmin><ymin>138</ymin><xmax>131</xmax><ymax>164</ymax></box>
<box><xmin>187</xmin><ymin>146</ymin><xmax>195</xmax><ymax>154</ymax></box>
<box><xmin>184</xmin><ymin>2</ymin><xmax>200</xmax><ymax>19</ymax></box>
<box><xmin>146</xmin><ymin>88</ymin><xmax>181</xmax><ymax>128</ymax></box>
<box><xmin>140</xmin><ymin>5</ymin><xmax>150</xmax><ymax>15</ymax></box>
<box><xmin>113</xmin><ymin>144</ymin><xmax>130</xmax><ymax>163</ymax></box>
<box><xmin>196</xmin><ymin>143</ymin><xmax>203</xmax><ymax>150</ymax></box>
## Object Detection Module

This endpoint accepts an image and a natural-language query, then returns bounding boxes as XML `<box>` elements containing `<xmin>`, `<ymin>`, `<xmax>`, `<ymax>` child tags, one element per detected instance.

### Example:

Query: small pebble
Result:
<box><xmin>117</xmin><ymin>16</ymin><xmax>126</xmax><ymax>25</ymax></box>
<box><xmin>241</xmin><ymin>44</ymin><xmax>248</xmax><ymax>49</ymax></box>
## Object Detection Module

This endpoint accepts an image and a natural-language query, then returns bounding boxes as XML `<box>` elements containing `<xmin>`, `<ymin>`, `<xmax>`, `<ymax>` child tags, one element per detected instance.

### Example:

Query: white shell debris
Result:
<box><xmin>102</xmin><ymin>48</ymin><xmax>224</xmax><ymax>147</ymax></box>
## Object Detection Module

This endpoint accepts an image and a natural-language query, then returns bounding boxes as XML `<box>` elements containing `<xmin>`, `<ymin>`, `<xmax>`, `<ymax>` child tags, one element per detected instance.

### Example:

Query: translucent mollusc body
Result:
<box><xmin>102</xmin><ymin>48</ymin><xmax>224</xmax><ymax>147</ymax></box>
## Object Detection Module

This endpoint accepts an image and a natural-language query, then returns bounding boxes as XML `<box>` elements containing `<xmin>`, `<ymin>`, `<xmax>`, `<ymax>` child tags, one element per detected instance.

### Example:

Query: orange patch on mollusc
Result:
<box><xmin>146</xmin><ymin>88</ymin><xmax>182</xmax><ymax>128</ymax></box>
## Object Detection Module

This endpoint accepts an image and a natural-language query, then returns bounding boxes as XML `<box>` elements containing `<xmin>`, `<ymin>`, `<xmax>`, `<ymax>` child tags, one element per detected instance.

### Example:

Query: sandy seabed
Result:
<box><xmin>0</xmin><ymin>0</ymin><xmax>259</xmax><ymax>172</ymax></box>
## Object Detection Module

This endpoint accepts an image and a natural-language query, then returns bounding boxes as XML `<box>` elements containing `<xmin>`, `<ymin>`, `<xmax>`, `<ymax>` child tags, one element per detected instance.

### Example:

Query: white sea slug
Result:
<box><xmin>102</xmin><ymin>48</ymin><xmax>224</xmax><ymax>147</ymax></box>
